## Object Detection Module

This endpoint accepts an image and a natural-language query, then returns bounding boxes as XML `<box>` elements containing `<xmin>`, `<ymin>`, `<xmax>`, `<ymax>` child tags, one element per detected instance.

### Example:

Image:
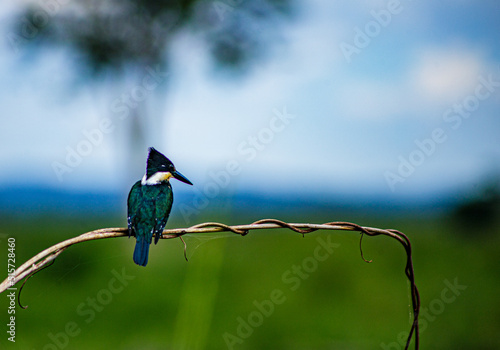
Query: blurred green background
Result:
<box><xmin>1</xmin><ymin>0</ymin><xmax>500</xmax><ymax>349</ymax></box>
<box><xmin>1</xmin><ymin>207</ymin><xmax>499</xmax><ymax>349</ymax></box>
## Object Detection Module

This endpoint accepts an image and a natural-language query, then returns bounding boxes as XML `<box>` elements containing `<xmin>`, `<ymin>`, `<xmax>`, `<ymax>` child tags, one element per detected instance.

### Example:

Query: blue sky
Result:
<box><xmin>1</xmin><ymin>0</ymin><xmax>499</xmax><ymax>202</ymax></box>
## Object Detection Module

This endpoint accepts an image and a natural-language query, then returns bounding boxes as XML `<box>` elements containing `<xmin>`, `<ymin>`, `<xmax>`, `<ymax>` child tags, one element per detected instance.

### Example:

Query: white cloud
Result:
<box><xmin>411</xmin><ymin>46</ymin><xmax>486</xmax><ymax>105</ymax></box>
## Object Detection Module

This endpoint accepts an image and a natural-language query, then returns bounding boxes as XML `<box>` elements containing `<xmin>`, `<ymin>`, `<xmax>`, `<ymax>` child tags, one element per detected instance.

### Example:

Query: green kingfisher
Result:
<box><xmin>127</xmin><ymin>147</ymin><xmax>192</xmax><ymax>266</ymax></box>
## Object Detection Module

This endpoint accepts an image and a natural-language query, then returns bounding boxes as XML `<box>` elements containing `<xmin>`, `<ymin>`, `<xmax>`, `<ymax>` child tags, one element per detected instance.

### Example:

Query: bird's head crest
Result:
<box><xmin>146</xmin><ymin>147</ymin><xmax>175</xmax><ymax>178</ymax></box>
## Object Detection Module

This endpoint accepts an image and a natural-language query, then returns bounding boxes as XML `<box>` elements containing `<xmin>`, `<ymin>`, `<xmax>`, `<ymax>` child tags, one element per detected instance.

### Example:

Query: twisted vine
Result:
<box><xmin>0</xmin><ymin>219</ymin><xmax>420</xmax><ymax>349</ymax></box>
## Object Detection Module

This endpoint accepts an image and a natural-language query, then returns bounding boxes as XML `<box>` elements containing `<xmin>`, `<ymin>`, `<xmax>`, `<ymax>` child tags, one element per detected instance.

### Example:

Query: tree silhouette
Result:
<box><xmin>11</xmin><ymin>0</ymin><xmax>293</xmax><ymax>180</ymax></box>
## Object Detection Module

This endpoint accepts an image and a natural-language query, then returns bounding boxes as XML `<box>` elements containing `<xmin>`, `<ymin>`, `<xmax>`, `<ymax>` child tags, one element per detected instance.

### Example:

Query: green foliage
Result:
<box><xmin>14</xmin><ymin>0</ymin><xmax>294</xmax><ymax>75</ymax></box>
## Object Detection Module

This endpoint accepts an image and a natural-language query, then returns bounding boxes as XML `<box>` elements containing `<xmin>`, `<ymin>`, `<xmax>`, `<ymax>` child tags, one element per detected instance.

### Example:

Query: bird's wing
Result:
<box><xmin>127</xmin><ymin>181</ymin><xmax>143</xmax><ymax>236</ymax></box>
<box><xmin>153</xmin><ymin>185</ymin><xmax>173</xmax><ymax>244</ymax></box>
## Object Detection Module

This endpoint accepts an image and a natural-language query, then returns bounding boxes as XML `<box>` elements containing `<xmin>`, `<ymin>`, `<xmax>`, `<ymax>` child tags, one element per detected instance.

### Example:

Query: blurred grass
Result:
<box><xmin>1</xmin><ymin>209</ymin><xmax>499</xmax><ymax>349</ymax></box>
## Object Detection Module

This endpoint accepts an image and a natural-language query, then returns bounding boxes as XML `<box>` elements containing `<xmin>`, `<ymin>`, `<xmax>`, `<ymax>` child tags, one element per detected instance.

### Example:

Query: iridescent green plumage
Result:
<box><xmin>127</xmin><ymin>147</ymin><xmax>192</xmax><ymax>267</ymax></box>
<box><xmin>127</xmin><ymin>180</ymin><xmax>173</xmax><ymax>266</ymax></box>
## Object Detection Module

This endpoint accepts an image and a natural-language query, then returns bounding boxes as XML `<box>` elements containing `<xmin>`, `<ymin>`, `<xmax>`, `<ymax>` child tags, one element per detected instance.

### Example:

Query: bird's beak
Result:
<box><xmin>172</xmin><ymin>170</ymin><xmax>193</xmax><ymax>185</ymax></box>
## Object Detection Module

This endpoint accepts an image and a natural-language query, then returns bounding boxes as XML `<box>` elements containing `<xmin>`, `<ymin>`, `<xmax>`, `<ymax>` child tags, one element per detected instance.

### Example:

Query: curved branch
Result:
<box><xmin>0</xmin><ymin>219</ymin><xmax>420</xmax><ymax>349</ymax></box>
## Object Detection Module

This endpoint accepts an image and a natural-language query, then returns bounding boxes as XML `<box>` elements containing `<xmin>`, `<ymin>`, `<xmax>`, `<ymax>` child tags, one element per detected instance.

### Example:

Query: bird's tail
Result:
<box><xmin>133</xmin><ymin>237</ymin><xmax>150</xmax><ymax>267</ymax></box>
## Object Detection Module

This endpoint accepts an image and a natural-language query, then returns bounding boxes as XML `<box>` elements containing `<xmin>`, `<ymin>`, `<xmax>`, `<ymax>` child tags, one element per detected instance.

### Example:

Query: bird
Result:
<box><xmin>127</xmin><ymin>147</ymin><xmax>192</xmax><ymax>266</ymax></box>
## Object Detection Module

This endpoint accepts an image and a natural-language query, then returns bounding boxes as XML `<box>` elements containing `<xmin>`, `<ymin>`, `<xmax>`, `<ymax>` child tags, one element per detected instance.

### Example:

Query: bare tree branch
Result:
<box><xmin>0</xmin><ymin>219</ymin><xmax>420</xmax><ymax>349</ymax></box>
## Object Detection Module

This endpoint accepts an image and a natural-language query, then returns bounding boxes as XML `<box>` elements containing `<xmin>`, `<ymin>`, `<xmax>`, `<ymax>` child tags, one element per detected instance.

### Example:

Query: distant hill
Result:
<box><xmin>0</xmin><ymin>185</ymin><xmax>458</xmax><ymax>219</ymax></box>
